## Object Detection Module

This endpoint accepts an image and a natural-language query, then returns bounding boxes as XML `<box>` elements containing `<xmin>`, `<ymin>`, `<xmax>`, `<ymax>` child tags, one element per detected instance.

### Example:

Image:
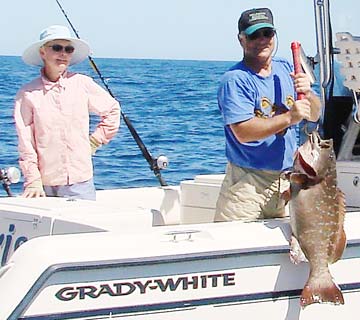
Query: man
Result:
<box><xmin>214</xmin><ymin>8</ymin><xmax>321</xmax><ymax>221</ymax></box>
<box><xmin>14</xmin><ymin>25</ymin><xmax>120</xmax><ymax>200</ymax></box>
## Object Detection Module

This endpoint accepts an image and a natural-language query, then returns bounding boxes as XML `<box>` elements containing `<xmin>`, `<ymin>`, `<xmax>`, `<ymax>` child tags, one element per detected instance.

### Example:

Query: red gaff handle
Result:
<box><xmin>291</xmin><ymin>41</ymin><xmax>305</xmax><ymax>100</ymax></box>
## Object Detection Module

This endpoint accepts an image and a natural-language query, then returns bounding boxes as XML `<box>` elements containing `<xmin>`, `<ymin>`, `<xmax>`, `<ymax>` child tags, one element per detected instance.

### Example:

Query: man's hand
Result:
<box><xmin>288</xmin><ymin>98</ymin><xmax>312</xmax><ymax>125</ymax></box>
<box><xmin>291</xmin><ymin>72</ymin><xmax>312</xmax><ymax>97</ymax></box>
<box><xmin>291</xmin><ymin>72</ymin><xmax>321</xmax><ymax>122</ymax></box>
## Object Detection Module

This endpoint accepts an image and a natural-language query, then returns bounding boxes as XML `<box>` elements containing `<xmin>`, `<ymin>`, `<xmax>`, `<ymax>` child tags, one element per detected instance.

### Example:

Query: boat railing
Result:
<box><xmin>314</xmin><ymin>0</ymin><xmax>332</xmax><ymax>110</ymax></box>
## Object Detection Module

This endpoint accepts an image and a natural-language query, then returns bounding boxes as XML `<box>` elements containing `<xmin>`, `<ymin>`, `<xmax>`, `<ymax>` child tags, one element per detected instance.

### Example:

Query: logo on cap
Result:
<box><xmin>248</xmin><ymin>12</ymin><xmax>269</xmax><ymax>23</ymax></box>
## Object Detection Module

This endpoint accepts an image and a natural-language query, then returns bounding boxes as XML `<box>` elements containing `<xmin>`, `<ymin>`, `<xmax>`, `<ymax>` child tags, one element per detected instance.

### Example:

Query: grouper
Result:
<box><xmin>283</xmin><ymin>130</ymin><xmax>346</xmax><ymax>307</ymax></box>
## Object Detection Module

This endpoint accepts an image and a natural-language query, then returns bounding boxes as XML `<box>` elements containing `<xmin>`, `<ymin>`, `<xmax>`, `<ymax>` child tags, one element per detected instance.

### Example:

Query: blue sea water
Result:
<box><xmin>0</xmin><ymin>55</ymin><xmax>234</xmax><ymax>196</ymax></box>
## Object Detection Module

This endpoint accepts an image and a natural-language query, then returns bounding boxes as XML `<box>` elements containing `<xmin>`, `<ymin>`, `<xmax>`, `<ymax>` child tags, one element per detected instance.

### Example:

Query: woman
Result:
<box><xmin>14</xmin><ymin>25</ymin><xmax>120</xmax><ymax>200</ymax></box>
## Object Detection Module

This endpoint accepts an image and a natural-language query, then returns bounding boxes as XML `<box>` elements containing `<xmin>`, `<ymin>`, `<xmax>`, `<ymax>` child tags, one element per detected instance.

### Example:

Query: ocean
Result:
<box><xmin>0</xmin><ymin>55</ymin><xmax>233</xmax><ymax>196</ymax></box>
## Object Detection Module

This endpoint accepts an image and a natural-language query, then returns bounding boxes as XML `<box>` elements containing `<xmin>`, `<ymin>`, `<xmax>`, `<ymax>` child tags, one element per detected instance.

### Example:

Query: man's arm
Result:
<box><xmin>230</xmin><ymin>98</ymin><xmax>312</xmax><ymax>143</ymax></box>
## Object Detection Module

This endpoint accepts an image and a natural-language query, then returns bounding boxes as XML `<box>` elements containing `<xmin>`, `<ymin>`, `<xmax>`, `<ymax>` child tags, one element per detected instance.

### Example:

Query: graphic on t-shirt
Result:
<box><xmin>255</xmin><ymin>97</ymin><xmax>272</xmax><ymax>118</ymax></box>
<box><xmin>257</xmin><ymin>95</ymin><xmax>295</xmax><ymax>120</ymax></box>
<box><xmin>255</xmin><ymin>95</ymin><xmax>295</xmax><ymax>135</ymax></box>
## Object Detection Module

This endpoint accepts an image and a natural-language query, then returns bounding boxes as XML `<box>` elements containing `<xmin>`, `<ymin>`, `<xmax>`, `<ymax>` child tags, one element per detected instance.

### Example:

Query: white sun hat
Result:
<box><xmin>22</xmin><ymin>25</ymin><xmax>90</xmax><ymax>66</ymax></box>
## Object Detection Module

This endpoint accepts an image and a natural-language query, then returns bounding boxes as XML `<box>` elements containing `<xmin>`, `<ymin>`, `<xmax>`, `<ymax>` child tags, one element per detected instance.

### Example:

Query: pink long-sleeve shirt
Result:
<box><xmin>14</xmin><ymin>70</ymin><xmax>120</xmax><ymax>187</ymax></box>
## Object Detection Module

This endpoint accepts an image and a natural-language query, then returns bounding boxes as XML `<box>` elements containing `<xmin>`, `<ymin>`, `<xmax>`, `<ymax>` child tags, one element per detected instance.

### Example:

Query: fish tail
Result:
<box><xmin>300</xmin><ymin>281</ymin><xmax>344</xmax><ymax>307</ymax></box>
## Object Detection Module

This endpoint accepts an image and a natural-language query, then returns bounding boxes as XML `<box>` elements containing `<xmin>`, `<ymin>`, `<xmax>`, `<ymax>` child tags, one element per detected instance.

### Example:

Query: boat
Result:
<box><xmin>1</xmin><ymin>0</ymin><xmax>360</xmax><ymax>319</ymax></box>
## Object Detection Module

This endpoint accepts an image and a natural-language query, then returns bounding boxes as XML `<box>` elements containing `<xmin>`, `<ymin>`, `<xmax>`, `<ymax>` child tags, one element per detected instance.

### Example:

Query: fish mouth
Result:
<box><xmin>297</xmin><ymin>131</ymin><xmax>332</xmax><ymax>177</ymax></box>
<box><xmin>298</xmin><ymin>152</ymin><xmax>317</xmax><ymax>177</ymax></box>
<box><xmin>296</xmin><ymin>131</ymin><xmax>319</xmax><ymax>177</ymax></box>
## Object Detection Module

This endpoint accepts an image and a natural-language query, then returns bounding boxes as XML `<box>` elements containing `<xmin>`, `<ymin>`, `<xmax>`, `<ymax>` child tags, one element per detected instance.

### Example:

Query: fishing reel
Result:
<box><xmin>156</xmin><ymin>155</ymin><xmax>169</xmax><ymax>170</ymax></box>
<box><xmin>149</xmin><ymin>155</ymin><xmax>169</xmax><ymax>187</ymax></box>
<box><xmin>148</xmin><ymin>155</ymin><xmax>169</xmax><ymax>187</ymax></box>
<box><xmin>0</xmin><ymin>167</ymin><xmax>21</xmax><ymax>197</ymax></box>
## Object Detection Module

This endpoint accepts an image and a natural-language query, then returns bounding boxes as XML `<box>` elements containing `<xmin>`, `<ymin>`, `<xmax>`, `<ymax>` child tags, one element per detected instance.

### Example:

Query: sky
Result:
<box><xmin>1</xmin><ymin>0</ymin><xmax>360</xmax><ymax>62</ymax></box>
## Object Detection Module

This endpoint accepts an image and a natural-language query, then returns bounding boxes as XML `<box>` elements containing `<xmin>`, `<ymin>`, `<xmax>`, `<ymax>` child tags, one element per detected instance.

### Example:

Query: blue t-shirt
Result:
<box><xmin>218</xmin><ymin>57</ymin><xmax>297</xmax><ymax>171</ymax></box>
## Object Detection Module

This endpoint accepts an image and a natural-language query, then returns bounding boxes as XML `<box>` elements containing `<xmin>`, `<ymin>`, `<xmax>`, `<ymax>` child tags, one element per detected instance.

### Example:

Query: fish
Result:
<box><xmin>283</xmin><ymin>130</ymin><xmax>346</xmax><ymax>308</ymax></box>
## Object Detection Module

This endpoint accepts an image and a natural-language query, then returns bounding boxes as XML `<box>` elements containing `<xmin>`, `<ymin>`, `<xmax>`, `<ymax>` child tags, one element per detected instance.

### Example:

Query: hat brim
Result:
<box><xmin>22</xmin><ymin>37</ymin><xmax>90</xmax><ymax>67</ymax></box>
<box><xmin>244</xmin><ymin>23</ymin><xmax>275</xmax><ymax>35</ymax></box>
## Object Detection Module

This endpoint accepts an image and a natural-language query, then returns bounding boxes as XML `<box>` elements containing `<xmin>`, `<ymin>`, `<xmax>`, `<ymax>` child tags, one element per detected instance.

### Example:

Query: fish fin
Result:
<box><xmin>289</xmin><ymin>235</ymin><xmax>308</xmax><ymax>264</ymax></box>
<box><xmin>329</xmin><ymin>189</ymin><xmax>347</xmax><ymax>263</ymax></box>
<box><xmin>300</xmin><ymin>280</ymin><xmax>344</xmax><ymax>307</ymax></box>
<box><xmin>333</xmin><ymin>229</ymin><xmax>346</xmax><ymax>263</ymax></box>
<box><xmin>336</xmin><ymin>188</ymin><xmax>346</xmax><ymax>219</ymax></box>
<box><xmin>280</xmin><ymin>189</ymin><xmax>291</xmax><ymax>203</ymax></box>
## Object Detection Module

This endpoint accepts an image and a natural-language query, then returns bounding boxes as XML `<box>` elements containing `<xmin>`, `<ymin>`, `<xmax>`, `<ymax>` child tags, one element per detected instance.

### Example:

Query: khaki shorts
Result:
<box><xmin>214</xmin><ymin>163</ymin><xmax>289</xmax><ymax>222</ymax></box>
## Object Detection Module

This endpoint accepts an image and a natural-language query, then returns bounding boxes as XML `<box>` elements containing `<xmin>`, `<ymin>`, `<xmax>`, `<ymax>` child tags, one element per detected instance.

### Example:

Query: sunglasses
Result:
<box><xmin>46</xmin><ymin>44</ymin><xmax>75</xmax><ymax>54</ymax></box>
<box><xmin>247</xmin><ymin>28</ymin><xmax>275</xmax><ymax>41</ymax></box>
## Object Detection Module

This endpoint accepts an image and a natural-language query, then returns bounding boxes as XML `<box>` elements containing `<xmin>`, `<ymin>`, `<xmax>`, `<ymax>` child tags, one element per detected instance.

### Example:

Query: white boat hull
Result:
<box><xmin>1</xmin><ymin>188</ymin><xmax>360</xmax><ymax>319</ymax></box>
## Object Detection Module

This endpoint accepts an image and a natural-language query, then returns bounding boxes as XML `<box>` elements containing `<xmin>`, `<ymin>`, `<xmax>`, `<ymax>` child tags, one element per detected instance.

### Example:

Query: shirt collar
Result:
<box><xmin>41</xmin><ymin>68</ymin><xmax>68</xmax><ymax>91</ymax></box>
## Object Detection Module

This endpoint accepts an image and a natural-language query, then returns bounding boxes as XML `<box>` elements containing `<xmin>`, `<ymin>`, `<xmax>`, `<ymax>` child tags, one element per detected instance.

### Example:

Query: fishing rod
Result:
<box><xmin>291</xmin><ymin>41</ymin><xmax>305</xmax><ymax>100</ymax></box>
<box><xmin>55</xmin><ymin>0</ymin><xmax>168</xmax><ymax>186</ymax></box>
<box><xmin>291</xmin><ymin>41</ymin><xmax>319</xmax><ymax>138</ymax></box>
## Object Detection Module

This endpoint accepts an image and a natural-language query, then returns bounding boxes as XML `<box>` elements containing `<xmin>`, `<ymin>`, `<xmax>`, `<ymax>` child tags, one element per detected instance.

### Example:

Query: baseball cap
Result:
<box><xmin>238</xmin><ymin>8</ymin><xmax>275</xmax><ymax>35</ymax></box>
